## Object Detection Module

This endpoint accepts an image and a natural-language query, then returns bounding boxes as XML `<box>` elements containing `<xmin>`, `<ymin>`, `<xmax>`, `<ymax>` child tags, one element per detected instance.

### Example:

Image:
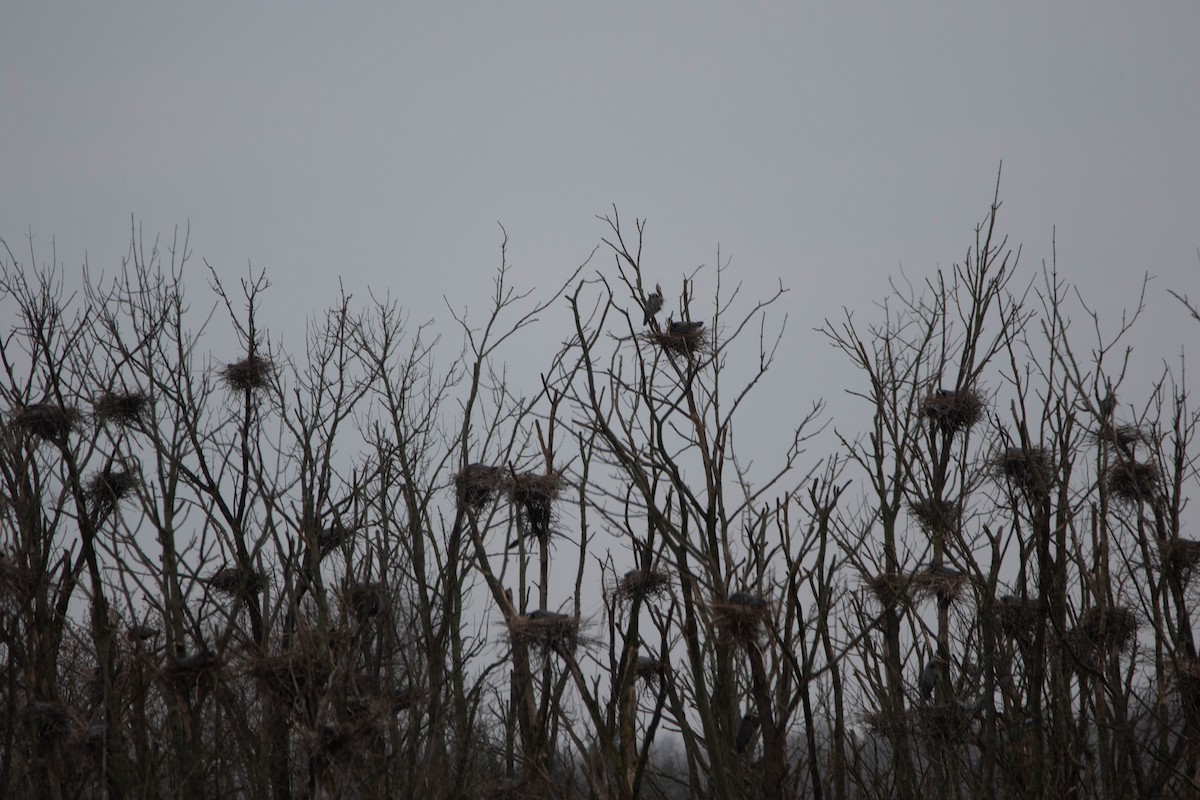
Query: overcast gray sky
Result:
<box><xmin>3</xmin><ymin>2</ymin><xmax>1198</xmax><ymax>431</ymax></box>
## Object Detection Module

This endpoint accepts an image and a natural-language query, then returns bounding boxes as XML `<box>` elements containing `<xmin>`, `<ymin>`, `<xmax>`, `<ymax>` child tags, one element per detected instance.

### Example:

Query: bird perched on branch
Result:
<box><xmin>919</xmin><ymin>657</ymin><xmax>945</xmax><ymax>701</ymax></box>
<box><xmin>643</xmin><ymin>284</ymin><xmax>663</xmax><ymax>325</ymax></box>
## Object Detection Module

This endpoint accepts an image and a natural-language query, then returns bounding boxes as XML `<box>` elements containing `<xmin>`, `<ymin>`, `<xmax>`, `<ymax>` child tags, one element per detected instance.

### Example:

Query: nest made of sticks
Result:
<box><xmin>220</xmin><ymin>355</ymin><xmax>274</xmax><ymax>393</ymax></box>
<box><xmin>504</xmin><ymin>471</ymin><xmax>562</xmax><ymax>539</ymax></box>
<box><xmin>314</xmin><ymin>521</ymin><xmax>356</xmax><ymax>558</ymax></box>
<box><xmin>9</xmin><ymin>403</ymin><xmax>80</xmax><ymax>441</ymax></box>
<box><xmin>1160</xmin><ymin>537</ymin><xmax>1200</xmax><ymax>581</ymax></box>
<box><xmin>711</xmin><ymin>594</ymin><xmax>771</xmax><ymax>645</ymax></box>
<box><xmin>908</xmin><ymin>498</ymin><xmax>961</xmax><ymax>538</ymax></box>
<box><xmin>251</xmin><ymin>652</ymin><xmax>332</xmax><ymax>701</ymax></box>
<box><xmin>1105</xmin><ymin>459</ymin><xmax>1160</xmax><ymax>505</ymax></box>
<box><xmin>1091</xmin><ymin>423</ymin><xmax>1149</xmax><ymax>449</ymax></box>
<box><xmin>914</xmin><ymin>702</ymin><xmax>975</xmax><ymax>743</ymax></box>
<box><xmin>508</xmin><ymin>611</ymin><xmax>581</xmax><ymax>655</ymax></box>
<box><xmin>634</xmin><ymin>655</ymin><xmax>667</xmax><ymax>683</ymax></box>
<box><xmin>27</xmin><ymin>701</ymin><xmax>72</xmax><ymax>743</ymax></box>
<box><xmin>1072</xmin><ymin>606</ymin><xmax>1138</xmax><ymax>654</ymax></box>
<box><xmin>860</xmin><ymin>709</ymin><xmax>908</xmax><ymax>738</ymax></box>
<box><xmin>865</xmin><ymin>572</ymin><xmax>911</xmax><ymax>609</ymax></box>
<box><xmin>995</xmin><ymin>595</ymin><xmax>1042</xmax><ymax>639</ymax></box>
<box><xmin>85</xmin><ymin>466</ymin><xmax>139</xmax><ymax>520</ymax></box>
<box><xmin>922</xmin><ymin>389</ymin><xmax>984</xmax><ymax>434</ymax></box>
<box><xmin>993</xmin><ymin>447</ymin><xmax>1053</xmax><ymax>497</ymax></box>
<box><xmin>164</xmin><ymin>648</ymin><xmax>221</xmax><ymax>681</ymax></box>
<box><xmin>92</xmin><ymin>390</ymin><xmax>149</xmax><ymax>427</ymax></box>
<box><xmin>204</xmin><ymin>566</ymin><xmax>266</xmax><ymax>599</ymax></box>
<box><xmin>642</xmin><ymin>320</ymin><xmax>709</xmax><ymax>360</ymax></box>
<box><xmin>344</xmin><ymin>582</ymin><xmax>387</xmax><ymax>619</ymax></box>
<box><xmin>909</xmin><ymin>565</ymin><xmax>970</xmax><ymax>606</ymax></box>
<box><xmin>613</xmin><ymin>568</ymin><xmax>672</xmax><ymax>603</ymax></box>
<box><xmin>455</xmin><ymin>463</ymin><xmax>502</xmax><ymax>511</ymax></box>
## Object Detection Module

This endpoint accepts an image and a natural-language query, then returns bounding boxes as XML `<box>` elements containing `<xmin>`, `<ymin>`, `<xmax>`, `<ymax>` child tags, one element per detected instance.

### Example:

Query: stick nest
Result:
<box><xmin>634</xmin><ymin>655</ymin><xmax>667</xmax><ymax>683</ymax></box>
<box><xmin>251</xmin><ymin>652</ymin><xmax>332</xmax><ymax>701</ymax></box>
<box><xmin>865</xmin><ymin>572</ymin><xmax>911</xmax><ymax>609</ymax></box>
<box><xmin>455</xmin><ymin>463</ymin><xmax>502</xmax><ymax>511</ymax></box>
<box><xmin>204</xmin><ymin>566</ymin><xmax>266</xmax><ymax>599</ymax></box>
<box><xmin>613</xmin><ymin>568</ymin><xmax>672</xmax><ymax>603</ymax></box>
<box><xmin>909</xmin><ymin>498</ymin><xmax>961</xmax><ymax>537</ymax></box>
<box><xmin>313</xmin><ymin>521</ymin><xmax>356</xmax><ymax>558</ymax></box>
<box><xmin>220</xmin><ymin>355</ymin><xmax>274</xmax><ymax>393</ymax></box>
<box><xmin>1159</xmin><ymin>537</ymin><xmax>1200</xmax><ymax>581</ymax></box>
<box><xmin>1105</xmin><ymin>459</ymin><xmax>1160</xmax><ymax>505</ymax></box>
<box><xmin>642</xmin><ymin>321</ymin><xmax>709</xmax><ymax>359</ymax></box>
<box><xmin>992</xmin><ymin>447</ymin><xmax>1052</xmax><ymax>497</ymax></box>
<box><xmin>914</xmin><ymin>702</ymin><xmax>975</xmax><ymax>743</ymax></box>
<box><xmin>85</xmin><ymin>466</ymin><xmax>139</xmax><ymax>520</ymax></box>
<box><xmin>712</xmin><ymin>593</ymin><xmax>771</xmax><ymax>645</ymax></box>
<box><xmin>508</xmin><ymin>611</ymin><xmax>581</xmax><ymax>655</ymax></box>
<box><xmin>995</xmin><ymin>595</ymin><xmax>1042</xmax><ymax>639</ymax></box>
<box><xmin>344</xmin><ymin>582</ymin><xmax>387</xmax><ymax>619</ymax></box>
<box><xmin>1091</xmin><ymin>423</ymin><xmax>1149</xmax><ymax>449</ymax></box>
<box><xmin>1072</xmin><ymin>606</ymin><xmax>1138</xmax><ymax>653</ymax></box>
<box><xmin>9</xmin><ymin>403</ymin><xmax>80</xmax><ymax>441</ymax></box>
<box><xmin>922</xmin><ymin>389</ymin><xmax>984</xmax><ymax>434</ymax></box>
<box><xmin>92</xmin><ymin>391</ymin><xmax>149</xmax><ymax>427</ymax></box>
<box><xmin>504</xmin><ymin>471</ymin><xmax>562</xmax><ymax>539</ymax></box>
<box><xmin>165</xmin><ymin>648</ymin><xmax>221</xmax><ymax>681</ymax></box>
<box><xmin>909</xmin><ymin>566</ymin><xmax>970</xmax><ymax>605</ymax></box>
<box><xmin>27</xmin><ymin>701</ymin><xmax>72</xmax><ymax>742</ymax></box>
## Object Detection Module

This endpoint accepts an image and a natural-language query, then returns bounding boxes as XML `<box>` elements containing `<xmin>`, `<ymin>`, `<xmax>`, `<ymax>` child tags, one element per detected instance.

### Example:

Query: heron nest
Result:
<box><xmin>1105</xmin><ymin>459</ymin><xmax>1160</xmax><ymax>505</ymax></box>
<box><xmin>504</xmin><ymin>471</ymin><xmax>562</xmax><ymax>539</ymax></box>
<box><xmin>993</xmin><ymin>447</ymin><xmax>1052</xmax><ymax>497</ymax></box>
<box><xmin>344</xmin><ymin>582</ymin><xmax>387</xmax><ymax>619</ymax></box>
<box><xmin>204</xmin><ymin>566</ymin><xmax>266</xmax><ymax>599</ymax></box>
<box><xmin>1073</xmin><ymin>606</ymin><xmax>1138</xmax><ymax>653</ymax></box>
<box><xmin>220</xmin><ymin>355</ymin><xmax>273</xmax><ymax>393</ymax></box>
<box><xmin>634</xmin><ymin>655</ymin><xmax>667</xmax><ymax>683</ymax></box>
<box><xmin>909</xmin><ymin>566</ymin><xmax>970</xmax><ymax>606</ymax></box>
<box><xmin>251</xmin><ymin>651</ymin><xmax>332</xmax><ymax>702</ymax></box>
<box><xmin>92</xmin><ymin>390</ymin><xmax>149</xmax><ymax>427</ymax></box>
<box><xmin>865</xmin><ymin>572</ymin><xmax>911</xmax><ymax>609</ymax></box>
<box><xmin>915</xmin><ymin>702</ymin><xmax>975</xmax><ymax>743</ymax></box>
<box><xmin>860</xmin><ymin>709</ymin><xmax>908</xmax><ymax>738</ymax></box>
<box><xmin>312</xmin><ymin>521</ymin><xmax>356</xmax><ymax>558</ymax></box>
<box><xmin>909</xmin><ymin>498</ymin><xmax>961</xmax><ymax>538</ymax></box>
<box><xmin>922</xmin><ymin>389</ymin><xmax>984</xmax><ymax>434</ymax></box>
<box><xmin>27</xmin><ymin>701</ymin><xmax>72</xmax><ymax>743</ymax></box>
<box><xmin>455</xmin><ymin>463</ymin><xmax>502</xmax><ymax>511</ymax></box>
<box><xmin>10</xmin><ymin>403</ymin><xmax>80</xmax><ymax>441</ymax></box>
<box><xmin>712</xmin><ymin>594</ymin><xmax>771</xmax><ymax>645</ymax></box>
<box><xmin>995</xmin><ymin>595</ymin><xmax>1041</xmax><ymax>639</ymax></box>
<box><xmin>1091</xmin><ymin>423</ymin><xmax>1149</xmax><ymax>449</ymax></box>
<box><xmin>642</xmin><ymin>325</ymin><xmax>709</xmax><ymax>359</ymax></box>
<box><xmin>1173</xmin><ymin>658</ymin><xmax>1200</xmax><ymax>715</ymax></box>
<box><xmin>85</xmin><ymin>466</ymin><xmax>139</xmax><ymax>520</ymax></box>
<box><xmin>164</xmin><ymin>648</ymin><xmax>221</xmax><ymax>681</ymax></box>
<box><xmin>613</xmin><ymin>568</ymin><xmax>672</xmax><ymax>603</ymax></box>
<box><xmin>1160</xmin><ymin>537</ymin><xmax>1200</xmax><ymax>581</ymax></box>
<box><xmin>508</xmin><ymin>611</ymin><xmax>581</xmax><ymax>655</ymax></box>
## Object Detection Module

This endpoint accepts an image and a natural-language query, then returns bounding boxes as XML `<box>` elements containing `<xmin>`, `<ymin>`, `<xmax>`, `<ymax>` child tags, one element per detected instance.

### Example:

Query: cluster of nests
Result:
<box><xmin>866</xmin><ymin>566</ymin><xmax>972</xmax><ymax>609</ymax></box>
<box><xmin>921</xmin><ymin>388</ymin><xmax>984</xmax><ymax>435</ymax></box>
<box><xmin>642</xmin><ymin>318</ymin><xmax>710</xmax><ymax>360</ymax></box>
<box><xmin>454</xmin><ymin>464</ymin><xmax>564</xmax><ymax>540</ymax></box>
<box><xmin>711</xmin><ymin>591</ymin><xmax>772</xmax><ymax>646</ymax></box>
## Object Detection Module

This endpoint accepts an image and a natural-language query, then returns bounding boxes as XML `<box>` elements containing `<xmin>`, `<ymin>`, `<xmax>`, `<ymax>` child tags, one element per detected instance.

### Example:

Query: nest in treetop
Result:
<box><xmin>995</xmin><ymin>595</ymin><xmax>1041</xmax><ymax>639</ymax></box>
<box><xmin>1105</xmin><ymin>459</ymin><xmax>1160</xmax><ymax>505</ymax></box>
<box><xmin>9</xmin><ymin>402</ymin><xmax>80</xmax><ymax>441</ymax></box>
<box><xmin>613</xmin><ymin>568</ymin><xmax>672</xmax><ymax>604</ymax></box>
<box><xmin>908</xmin><ymin>498</ymin><xmax>961</xmax><ymax>538</ymax></box>
<box><xmin>1160</xmin><ymin>537</ymin><xmax>1200</xmax><ymax>581</ymax></box>
<box><xmin>164</xmin><ymin>648</ymin><xmax>221</xmax><ymax>681</ymax></box>
<box><xmin>1073</xmin><ymin>606</ymin><xmax>1138</xmax><ymax>653</ymax></box>
<box><xmin>308</xmin><ymin>520</ymin><xmax>355</xmax><ymax>559</ymax></box>
<box><xmin>915</xmin><ymin>702</ymin><xmax>975</xmax><ymax>743</ymax></box>
<box><xmin>220</xmin><ymin>355</ymin><xmax>273</xmax><ymax>393</ymax></box>
<box><xmin>504</xmin><ymin>471</ymin><xmax>562</xmax><ymax>539</ymax></box>
<box><xmin>711</xmin><ymin>593</ymin><xmax>771</xmax><ymax>645</ymax></box>
<box><xmin>909</xmin><ymin>565</ymin><xmax>970</xmax><ymax>606</ymax></box>
<box><xmin>344</xmin><ymin>582</ymin><xmax>387</xmax><ymax>619</ymax></box>
<box><xmin>865</xmin><ymin>572</ymin><xmax>911</xmax><ymax>609</ymax></box>
<box><xmin>1091</xmin><ymin>423</ymin><xmax>1149</xmax><ymax>449</ymax></box>
<box><xmin>508</xmin><ymin>611</ymin><xmax>581</xmax><ymax>655</ymax></box>
<box><xmin>455</xmin><ymin>463</ymin><xmax>502</xmax><ymax>511</ymax></box>
<box><xmin>634</xmin><ymin>655</ymin><xmax>667</xmax><ymax>683</ymax></box>
<box><xmin>251</xmin><ymin>651</ymin><xmax>332</xmax><ymax>701</ymax></box>
<box><xmin>85</xmin><ymin>466</ymin><xmax>139</xmax><ymax>520</ymax></box>
<box><xmin>860</xmin><ymin>709</ymin><xmax>908</xmax><ymax>738</ymax></box>
<box><xmin>92</xmin><ymin>390</ymin><xmax>149</xmax><ymax>427</ymax></box>
<box><xmin>204</xmin><ymin>566</ymin><xmax>266</xmax><ymax>599</ymax></box>
<box><xmin>922</xmin><ymin>388</ymin><xmax>984</xmax><ymax>434</ymax></box>
<box><xmin>993</xmin><ymin>447</ymin><xmax>1053</xmax><ymax>497</ymax></box>
<box><xmin>642</xmin><ymin>320</ymin><xmax>709</xmax><ymax>360</ymax></box>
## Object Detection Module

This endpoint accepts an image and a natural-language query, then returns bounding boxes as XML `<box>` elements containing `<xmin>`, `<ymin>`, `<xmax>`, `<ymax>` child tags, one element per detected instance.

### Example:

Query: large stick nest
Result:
<box><xmin>613</xmin><ymin>568</ymin><xmax>672</xmax><ymax>604</ymax></box>
<box><xmin>995</xmin><ymin>595</ymin><xmax>1042</xmax><ymax>639</ymax></box>
<box><xmin>642</xmin><ymin>319</ymin><xmax>710</xmax><ymax>360</ymax></box>
<box><xmin>1091</xmin><ymin>423</ymin><xmax>1149</xmax><ymax>449</ymax></box>
<box><xmin>164</xmin><ymin>648</ymin><xmax>221</xmax><ymax>682</ymax></box>
<box><xmin>914</xmin><ymin>702</ymin><xmax>975</xmax><ymax>743</ymax></box>
<box><xmin>908</xmin><ymin>498</ymin><xmax>961</xmax><ymax>538</ymax></box>
<box><xmin>85</xmin><ymin>466</ymin><xmax>139</xmax><ymax>521</ymax></box>
<box><xmin>92</xmin><ymin>390</ymin><xmax>149</xmax><ymax>427</ymax></box>
<box><xmin>992</xmin><ymin>447</ymin><xmax>1053</xmax><ymax>497</ymax></box>
<box><xmin>26</xmin><ymin>701</ymin><xmax>72</xmax><ymax>743</ymax></box>
<box><xmin>909</xmin><ymin>565</ymin><xmax>970</xmax><ymax>606</ymax></box>
<box><xmin>204</xmin><ymin>566</ymin><xmax>266</xmax><ymax>600</ymax></box>
<box><xmin>1159</xmin><ymin>537</ymin><xmax>1200</xmax><ymax>581</ymax></box>
<box><xmin>344</xmin><ymin>582</ymin><xmax>387</xmax><ymax>619</ymax></box>
<box><xmin>220</xmin><ymin>355</ymin><xmax>274</xmax><ymax>393</ymax></box>
<box><xmin>1105</xmin><ymin>459</ymin><xmax>1160</xmax><ymax>505</ymax></box>
<box><xmin>504</xmin><ymin>471</ymin><xmax>562</xmax><ymax>539</ymax></box>
<box><xmin>508</xmin><ymin>611</ymin><xmax>581</xmax><ymax>655</ymax></box>
<box><xmin>922</xmin><ymin>389</ymin><xmax>984</xmax><ymax>434</ymax></box>
<box><xmin>1072</xmin><ymin>606</ymin><xmax>1138</xmax><ymax>654</ymax></box>
<box><xmin>865</xmin><ymin>572</ymin><xmax>911</xmax><ymax>609</ymax></box>
<box><xmin>634</xmin><ymin>655</ymin><xmax>668</xmax><ymax>683</ymax></box>
<box><xmin>250</xmin><ymin>651</ymin><xmax>332</xmax><ymax>701</ymax></box>
<box><xmin>711</xmin><ymin>593</ymin><xmax>771</xmax><ymax>645</ymax></box>
<box><xmin>455</xmin><ymin>463</ymin><xmax>502</xmax><ymax>511</ymax></box>
<box><xmin>9</xmin><ymin>403</ymin><xmax>80</xmax><ymax>442</ymax></box>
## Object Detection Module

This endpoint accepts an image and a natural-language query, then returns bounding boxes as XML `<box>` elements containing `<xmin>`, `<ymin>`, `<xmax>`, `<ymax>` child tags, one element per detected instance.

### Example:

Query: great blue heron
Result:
<box><xmin>919</xmin><ymin>657</ymin><xmax>945</xmax><ymax>701</ymax></box>
<box><xmin>644</xmin><ymin>284</ymin><xmax>663</xmax><ymax>325</ymax></box>
<box><xmin>668</xmin><ymin>318</ymin><xmax>705</xmax><ymax>336</ymax></box>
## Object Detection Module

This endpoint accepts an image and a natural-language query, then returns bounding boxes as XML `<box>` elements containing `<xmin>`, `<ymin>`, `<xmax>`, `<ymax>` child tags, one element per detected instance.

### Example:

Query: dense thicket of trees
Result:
<box><xmin>1</xmin><ymin>197</ymin><xmax>1197</xmax><ymax>799</ymax></box>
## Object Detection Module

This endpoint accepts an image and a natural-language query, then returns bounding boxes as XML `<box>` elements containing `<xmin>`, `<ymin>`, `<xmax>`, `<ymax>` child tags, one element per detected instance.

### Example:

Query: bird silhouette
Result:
<box><xmin>643</xmin><ymin>284</ymin><xmax>663</xmax><ymax>325</ymax></box>
<box><xmin>668</xmin><ymin>318</ymin><xmax>704</xmax><ymax>336</ymax></box>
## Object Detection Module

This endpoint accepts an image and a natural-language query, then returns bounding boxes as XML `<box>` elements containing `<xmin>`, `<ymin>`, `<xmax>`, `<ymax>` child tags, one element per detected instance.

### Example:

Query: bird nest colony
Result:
<box><xmin>204</xmin><ymin>566</ymin><xmax>266</xmax><ymax>600</ymax></box>
<box><xmin>995</xmin><ymin>595</ymin><xmax>1042</xmax><ymax>639</ymax></box>
<box><xmin>1104</xmin><ymin>459</ymin><xmax>1160</xmax><ymax>505</ymax></box>
<box><xmin>1159</xmin><ymin>537</ymin><xmax>1200</xmax><ymax>581</ymax></box>
<box><xmin>921</xmin><ymin>389</ymin><xmax>984</xmax><ymax>434</ymax></box>
<box><xmin>1072</xmin><ymin>606</ymin><xmax>1138</xmax><ymax>654</ymax></box>
<box><xmin>1091</xmin><ymin>423</ymin><xmax>1149</xmax><ymax>449</ymax></box>
<box><xmin>508</xmin><ymin>611</ymin><xmax>581</xmax><ymax>655</ymax></box>
<box><xmin>455</xmin><ymin>463</ymin><xmax>502</xmax><ymax>511</ymax></box>
<box><xmin>250</xmin><ymin>650</ymin><xmax>332</xmax><ymax>703</ymax></box>
<box><xmin>344</xmin><ymin>582</ymin><xmax>387</xmax><ymax>619</ymax></box>
<box><xmin>711</xmin><ymin>593</ymin><xmax>771</xmax><ymax>645</ymax></box>
<box><xmin>914</xmin><ymin>702</ymin><xmax>975</xmax><ymax>743</ymax></box>
<box><xmin>909</xmin><ymin>566</ymin><xmax>970</xmax><ymax>606</ymax></box>
<box><xmin>634</xmin><ymin>655</ymin><xmax>668</xmax><ymax>683</ymax></box>
<box><xmin>643</xmin><ymin>321</ymin><xmax>709</xmax><ymax>359</ymax></box>
<box><xmin>612</xmin><ymin>568</ymin><xmax>672</xmax><ymax>604</ymax></box>
<box><xmin>992</xmin><ymin>447</ymin><xmax>1053</xmax><ymax>497</ymax></box>
<box><xmin>85</xmin><ymin>466</ymin><xmax>139</xmax><ymax>520</ymax></box>
<box><xmin>9</xmin><ymin>402</ymin><xmax>80</xmax><ymax>441</ymax></box>
<box><xmin>92</xmin><ymin>390</ymin><xmax>149</xmax><ymax>427</ymax></box>
<box><xmin>908</xmin><ymin>498</ymin><xmax>961</xmax><ymax>538</ymax></box>
<box><xmin>220</xmin><ymin>355</ymin><xmax>274</xmax><ymax>393</ymax></box>
<box><xmin>504</xmin><ymin>471</ymin><xmax>562</xmax><ymax>539</ymax></box>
